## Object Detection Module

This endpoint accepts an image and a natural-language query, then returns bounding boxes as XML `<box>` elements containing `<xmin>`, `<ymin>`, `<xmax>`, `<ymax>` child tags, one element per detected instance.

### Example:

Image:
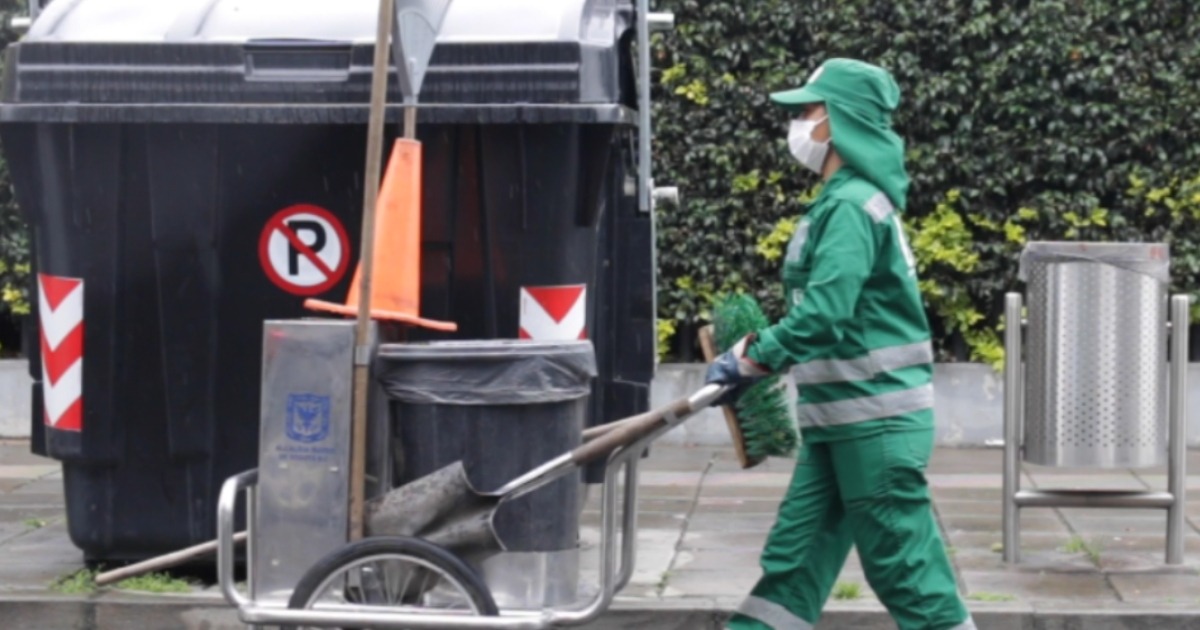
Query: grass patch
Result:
<box><xmin>1062</xmin><ymin>535</ymin><xmax>1101</xmax><ymax>563</ymax></box>
<box><xmin>50</xmin><ymin>569</ymin><xmax>96</xmax><ymax>595</ymax></box>
<box><xmin>990</xmin><ymin>542</ymin><xmax>1003</xmax><ymax>554</ymax></box>
<box><xmin>113</xmin><ymin>572</ymin><xmax>193</xmax><ymax>594</ymax></box>
<box><xmin>969</xmin><ymin>591</ymin><xmax>1016</xmax><ymax>602</ymax></box>
<box><xmin>944</xmin><ymin>546</ymin><xmax>957</xmax><ymax>557</ymax></box>
<box><xmin>832</xmin><ymin>581</ymin><xmax>862</xmax><ymax>600</ymax></box>
<box><xmin>655</xmin><ymin>571</ymin><xmax>671</xmax><ymax>592</ymax></box>
<box><xmin>22</xmin><ymin>517</ymin><xmax>47</xmax><ymax>529</ymax></box>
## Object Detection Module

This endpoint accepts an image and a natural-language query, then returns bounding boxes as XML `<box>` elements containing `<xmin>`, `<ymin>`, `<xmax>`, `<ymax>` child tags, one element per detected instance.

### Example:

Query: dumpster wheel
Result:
<box><xmin>284</xmin><ymin>536</ymin><xmax>499</xmax><ymax>629</ymax></box>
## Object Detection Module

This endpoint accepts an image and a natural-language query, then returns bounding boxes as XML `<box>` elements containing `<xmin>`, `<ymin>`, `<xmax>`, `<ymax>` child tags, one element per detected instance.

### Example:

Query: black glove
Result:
<box><xmin>704</xmin><ymin>334</ymin><xmax>769</xmax><ymax>407</ymax></box>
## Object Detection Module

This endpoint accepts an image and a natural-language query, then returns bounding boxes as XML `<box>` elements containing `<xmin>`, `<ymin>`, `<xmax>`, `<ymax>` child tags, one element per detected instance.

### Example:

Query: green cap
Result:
<box><xmin>770</xmin><ymin>58</ymin><xmax>901</xmax><ymax>118</ymax></box>
<box><xmin>770</xmin><ymin>58</ymin><xmax>910</xmax><ymax>210</ymax></box>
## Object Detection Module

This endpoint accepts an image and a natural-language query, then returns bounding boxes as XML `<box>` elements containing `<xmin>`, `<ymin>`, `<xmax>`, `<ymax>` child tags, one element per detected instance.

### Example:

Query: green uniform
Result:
<box><xmin>726</xmin><ymin>59</ymin><xmax>974</xmax><ymax>630</ymax></box>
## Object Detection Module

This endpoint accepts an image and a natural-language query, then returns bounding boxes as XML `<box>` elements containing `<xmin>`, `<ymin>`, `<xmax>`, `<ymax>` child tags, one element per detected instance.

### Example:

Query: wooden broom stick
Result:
<box><xmin>349</xmin><ymin>0</ymin><xmax>396</xmax><ymax>542</ymax></box>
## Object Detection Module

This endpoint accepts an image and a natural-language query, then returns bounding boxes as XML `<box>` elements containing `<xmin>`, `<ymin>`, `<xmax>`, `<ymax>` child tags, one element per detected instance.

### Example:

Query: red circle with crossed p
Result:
<box><xmin>258</xmin><ymin>204</ymin><xmax>351</xmax><ymax>296</ymax></box>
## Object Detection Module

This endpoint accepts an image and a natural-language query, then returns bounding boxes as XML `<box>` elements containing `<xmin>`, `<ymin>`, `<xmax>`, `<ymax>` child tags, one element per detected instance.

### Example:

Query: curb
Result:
<box><xmin>3</xmin><ymin>593</ymin><xmax>1200</xmax><ymax>630</ymax></box>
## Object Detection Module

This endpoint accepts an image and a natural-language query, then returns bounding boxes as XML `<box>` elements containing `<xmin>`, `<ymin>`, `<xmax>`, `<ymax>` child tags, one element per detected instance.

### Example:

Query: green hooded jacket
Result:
<box><xmin>746</xmin><ymin>59</ymin><xmax>935</xmax><ymax>443</ymax></box>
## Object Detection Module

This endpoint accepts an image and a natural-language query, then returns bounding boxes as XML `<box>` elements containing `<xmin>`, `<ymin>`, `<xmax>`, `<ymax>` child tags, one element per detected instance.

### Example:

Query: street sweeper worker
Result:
<box><xmin>704</xmin><ymin>58</ymin><xmax>976</xmax><ymax>630</ymax></box>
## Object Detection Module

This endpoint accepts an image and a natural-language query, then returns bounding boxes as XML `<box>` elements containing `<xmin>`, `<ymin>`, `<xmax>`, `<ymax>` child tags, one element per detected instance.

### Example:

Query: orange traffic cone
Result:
<box><xmin>305</xmin><ymin>138</ymin><xmax>457</xmax><ymax>332</ymax></box>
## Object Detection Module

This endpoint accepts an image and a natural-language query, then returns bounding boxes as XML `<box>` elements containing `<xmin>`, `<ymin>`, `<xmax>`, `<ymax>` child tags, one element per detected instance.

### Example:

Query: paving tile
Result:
<box><xmin>636</xmin><ymin>471</ymin><xmax>706</xmax><ymax>490</ymax></box>
<box><xmin>928</xmin><ymin>449</ymin><xmax>1003</xmax><ymax>474</ymax></box>
<box><xmin>0</xmin><ymin>521</ymin><xmax>33</xmax><ymax>545</ymax></box>
<box><xmin>680</xmin><ymin>530</ymin><xmax>768</xmax><ymax>552</ymax></box>
<box><xmin>947</xmin><ymin>549</ymin><xmax>1015</xmax><ymax>572</ymax></box>
<box><xmin>659</xmin><ymin>568</ymin><xmax>761</xmax><ymax>598</ymax></box>
<box><xmin>635</xmin><ymin>448</ymin><xmax>718</xmax><ymax>472</ymax></box>
<box><xmin>0</xmin><ymin>445</ymin><xmax>55</xmax><ymax>467</ymax></box>
<box><xmin>1079</xmin><ymin>532</ymin><xmax>1200</xmax><ymax>554</ymax></box>
<box><xmin>932</xmin><ymin>487</ymin><xmax>1004</xmax><ymax>501</ymax></box>
<box><xmin>694</xmin><ymin>496</ymin><xmax>781</xmax><ymax>514</ymax></box>
<box><xmin>962</xmin><ymin>570</ymin><xmax>1116</xmax><ymax>602</ymax></box>
<box><xmin>0</xmin><ymin>494</ymin><xmax>63</xmax><ymax>510</ymax></box>
<box><xmin>940</xmin><ymin>512</ymin><xmax>1068</xmax><ymax>534</ymax></box>
<box><xmin>582</xmin><ymin>497</ymin><xmax>695</xmax><ymax>514</ymax></box>
<box><xmin>709</xmin><ymin>452</ymin><xmax>798</xmax><ymax>474</ymax></box>
<box><xmin>0</xmin><ymin>465</ymin><xmax>58</xmax><ymax>480</ymax></box>
<box><xmin>580</xmin><ymin>511</ymin><xmax>687</xmax><ymax>530</ymax></box>
<box><xmin>634</xmin><ymin>498</ymin><xmax>697</xmax><ymax>513</ymax></box>
<box><xmin>697</xmin><ymin>484</ymin><xmax>788</xmax><ymax>500</ymax></box>
<box><xmin>701</xmin><ymin>472</ymin><xmax>793</xmax><ymax>490</ymax></box>
<box><xmin>12</xmin><ymin>480</ymin><xmax>63</xmax><ymax>496</ymax></box>
<box><xmin>935</xmin><ymin>500</ymin><xmax>1005</xmax><ymax>517</ymax></box>
<box><xmin>668</xmin><ymin>549</ymin><xmax>762</xmax><ymax>573</ymax></box>
<box><xmin>927</xmin><ymin>474</ymin><xmax>1006</xmax><ymax>489</ymax></box>
<box><xmin>1109</xmin><ymin>573</ymin><xmax>1200</xmax><ymax>602</ymax></box>
<box><xmin>686</xmin><ymin>513</ymin><xmax>780</xmax><ymax>533</ymax></box>
<box><xmin>1096</xmin><ymin>551</ymin><xmax>1200</xmax><ymax>574</ymax></box>
<box><xmin>992</xmin><ymin>550</ymin><xmax>1099</xmax><ymax>573</ymax></box>
<box><xmin>1023</xmin><ymin>472</ymin><xmax>1147</xmax><ymax>491</ymax></box>
<box><xmin>945</xmin><ymin>531</ymin><xmax>1074</xmax><ymax>553</ymax></box>
<box><xmin>1134</xmin><ymin>474</ymin><xmax>1200</xmax><ymax>490</ymax></box>
<box><xmin>0</xmin><ymin>523</ymin><xmax>83</xmax><ymax>591</ymax></box>
<box><xmin>579</xmin><ymin>527</ymin><xmax>679</xmax><ymax>588</ymax></box>
<box><xmin>1060</xmin><ymin>514</ymin><xmax>1171</xmax><ymax>536</ymax></box>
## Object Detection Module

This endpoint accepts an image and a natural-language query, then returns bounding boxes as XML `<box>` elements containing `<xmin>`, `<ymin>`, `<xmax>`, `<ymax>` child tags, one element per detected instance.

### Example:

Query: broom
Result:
<box><xmin>698</xmin><ymin>293</ymin><xmax>798</xmax><ymax>469</ymax></box>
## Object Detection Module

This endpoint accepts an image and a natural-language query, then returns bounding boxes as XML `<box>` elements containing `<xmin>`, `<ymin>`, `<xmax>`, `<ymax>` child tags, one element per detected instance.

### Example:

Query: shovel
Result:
<box><xmin>365</xmin><ymin>384</ymin><xmax>725</xmax><ymax>556</ymax></box>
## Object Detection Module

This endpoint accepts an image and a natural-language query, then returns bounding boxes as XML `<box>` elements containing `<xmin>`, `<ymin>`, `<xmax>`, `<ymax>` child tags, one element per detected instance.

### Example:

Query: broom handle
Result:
<box><xmin>492</xmin><ymin>385</ymin><xmax>725</xmax><ymax>499</ymax></box>
<box><xmin>571</xmin><ymin>384</ymin><xmax>724</xmax><ymax>465</ymax></box>
<box><xmin>350</xmin><ymin>0</ymin><xmax>396</xmax><ymax>542</ymax></box>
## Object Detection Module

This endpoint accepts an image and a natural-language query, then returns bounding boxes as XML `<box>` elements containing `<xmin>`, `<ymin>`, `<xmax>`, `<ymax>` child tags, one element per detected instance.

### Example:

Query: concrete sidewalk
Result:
<box><xmin>2</xmin><ymin>439</ymin><xmax>1199</xmax><ymax>629</ymax></box>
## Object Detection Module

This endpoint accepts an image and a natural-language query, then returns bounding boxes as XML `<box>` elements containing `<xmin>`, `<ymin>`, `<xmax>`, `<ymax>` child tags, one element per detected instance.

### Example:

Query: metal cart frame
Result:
<box><xmin>217</xmin><ymin>385</ymin><xmax>722</xmax><ymax>629</ymax></box>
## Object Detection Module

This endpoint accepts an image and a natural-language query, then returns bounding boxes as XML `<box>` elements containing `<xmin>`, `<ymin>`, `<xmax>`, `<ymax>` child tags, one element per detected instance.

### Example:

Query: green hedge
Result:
<box><xmin>650</xmin><ymin>0</ymin><xmax>1200</xmax><ymax>365</ymax></box>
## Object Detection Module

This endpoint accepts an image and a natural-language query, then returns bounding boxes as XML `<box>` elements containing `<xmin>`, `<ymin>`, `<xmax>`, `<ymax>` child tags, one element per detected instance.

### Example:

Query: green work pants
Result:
<box><xmin>726</xmin><ymin>429</ymin><xmax>974</xmax><ymax>630</ymax></box>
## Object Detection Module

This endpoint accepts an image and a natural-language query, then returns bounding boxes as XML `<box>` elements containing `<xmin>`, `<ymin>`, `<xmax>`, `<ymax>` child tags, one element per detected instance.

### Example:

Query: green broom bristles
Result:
<box><xmin>712</xmin><ymin>293</ymin><xmax>799</xmax><ymax>461</ymax></box>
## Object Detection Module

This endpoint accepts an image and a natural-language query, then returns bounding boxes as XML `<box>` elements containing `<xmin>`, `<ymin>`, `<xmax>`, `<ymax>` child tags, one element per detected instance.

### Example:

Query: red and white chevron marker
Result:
<box><xmin>519</xmin><ymin>285</ymin><xmax>587</xmax><ymax>340</ymax></box>
<box><xmin>37</xmin><ymin>273</ymin><xmax>83</xmax><ymax>432</ymax></box>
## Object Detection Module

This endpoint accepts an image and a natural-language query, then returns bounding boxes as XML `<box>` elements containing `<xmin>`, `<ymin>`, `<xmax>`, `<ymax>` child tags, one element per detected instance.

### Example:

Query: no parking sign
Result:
<box><xmin>259</xmin><ymin>204</ymin><xmax>351</xmax><ymax>296</ymax></box>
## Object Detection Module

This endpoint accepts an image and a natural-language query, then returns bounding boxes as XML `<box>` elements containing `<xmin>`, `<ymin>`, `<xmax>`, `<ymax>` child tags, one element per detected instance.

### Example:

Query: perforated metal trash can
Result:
<box><xmin>1019</xmin><ymin>242</ymin><xmax>1171</xmax><ymax>468</ymax></box>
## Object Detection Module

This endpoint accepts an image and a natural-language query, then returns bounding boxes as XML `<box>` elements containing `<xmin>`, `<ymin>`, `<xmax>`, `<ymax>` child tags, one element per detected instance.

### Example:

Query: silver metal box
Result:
<box><xmin>1020</xmin><ymin>242</ymin><xmax>1170</xmax><ymax>468</ymax></box>
<box><xmin>253</xmin><ymin>320</ymin><xmax>356</xmax><ymax>605</ymax></box>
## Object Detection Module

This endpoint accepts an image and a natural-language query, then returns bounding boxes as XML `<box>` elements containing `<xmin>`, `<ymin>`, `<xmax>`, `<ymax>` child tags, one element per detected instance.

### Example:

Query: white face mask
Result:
<box><xmin>788</xmin><ymin>116</ymin><xmax>830</xmax><ymax>174</ymax></box>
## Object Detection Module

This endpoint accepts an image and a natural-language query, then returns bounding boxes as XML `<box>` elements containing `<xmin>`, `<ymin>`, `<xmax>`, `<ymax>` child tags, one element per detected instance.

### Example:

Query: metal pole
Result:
<box><xmin>349</xmin><ymin>0</ymin><xmax>397</xmax><ymax>542</ymax></box>
<box><xmin>634</xmin><ymin>0</ymin><xmax>661</xmax><ymax>378</ymax></box>
<box><xmin>1015</xmin><ymin>490</ymin><xmax>1174</xmax><ymax>509</ymax></box>
<box><xmin>635</xmin><ymin>0</ymin><xmax>652</xmax><ymax>214</ymax></box>
<box><xmin>1167</xmin><ymin>294</ymin><xmax>1189</xmax><ymax>565</ymax></box>
<box><xmin>1002</xmin><ymin>293</ymin><xmax>1022</xmax><ymax>564</ymax></box>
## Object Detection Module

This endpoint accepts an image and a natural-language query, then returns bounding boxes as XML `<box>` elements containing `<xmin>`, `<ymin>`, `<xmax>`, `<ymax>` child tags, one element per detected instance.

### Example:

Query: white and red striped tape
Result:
<box><xmin>37</xmin><ymin>274</ymin><xmax>83</xmax><ymax>432</ymax></box>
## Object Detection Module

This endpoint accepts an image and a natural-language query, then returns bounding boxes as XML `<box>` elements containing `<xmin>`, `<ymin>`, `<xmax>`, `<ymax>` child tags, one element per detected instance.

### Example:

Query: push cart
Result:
<box><xmin>216</xmin><ymin>383</ymin><xmax>726</xmax><ymax>629</ymax></box>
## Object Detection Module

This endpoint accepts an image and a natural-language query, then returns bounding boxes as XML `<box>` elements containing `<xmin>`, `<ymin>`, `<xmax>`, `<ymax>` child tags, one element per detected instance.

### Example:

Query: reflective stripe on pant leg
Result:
<box><xmin>831</xmin><ymin>430</ymin><xmax>971</xmax><ymax>630</ymax></box>
<box><xmin>725</xmin><ymin>442</ymin><xmax>850</xmax><ymax>630</ymax></box>
<box><xmin>735</xmin><ymin>596</ymin><xmax>814</xmax><ymax>630</ymax></box>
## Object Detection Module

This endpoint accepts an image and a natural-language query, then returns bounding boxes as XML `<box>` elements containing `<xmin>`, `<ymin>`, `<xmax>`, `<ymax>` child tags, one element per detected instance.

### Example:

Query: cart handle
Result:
<box><xmin>572</xmin><ymin>384</ymin><xmax>724</xmax><ymax>465</ymax></box>
<box><xmin>217</xmin><ymin>469</ymin><xmax>259</xmax><ymax>609</ymax></box>
<box><xmin>492</xmin><ymin>384</ymin><xmax>725</xmax><ymax>501</ymax></box>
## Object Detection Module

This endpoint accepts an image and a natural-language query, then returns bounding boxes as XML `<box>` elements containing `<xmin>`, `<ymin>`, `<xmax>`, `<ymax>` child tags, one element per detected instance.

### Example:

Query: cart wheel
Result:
<box><xmin>284</xmin><ymin>536</ymin><xmax>498</xmax><ymax>629</ymax></box>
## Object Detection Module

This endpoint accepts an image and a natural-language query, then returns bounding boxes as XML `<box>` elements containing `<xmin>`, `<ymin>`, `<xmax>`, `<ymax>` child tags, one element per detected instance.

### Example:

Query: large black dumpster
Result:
<box><xmin>0</xmin><ymin>0</ymin><xmax>654</xmax><ymax>562</ymax></box>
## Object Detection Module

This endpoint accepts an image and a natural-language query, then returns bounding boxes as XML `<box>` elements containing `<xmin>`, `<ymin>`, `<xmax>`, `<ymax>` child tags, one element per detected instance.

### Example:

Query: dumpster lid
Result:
<box><xmin>377</xmin><ymin>340</ymin><xmax>598</xmax><ymax>405</ymax></box>
<box><xmin>26</xmin><ymin>0</ymin><xmax>620</xmax><ymax>44</ymax></box>
<box><xmin>1019</xmin><ymin>241</ymin><xmax>1170</xmax><ymax>285</ymax></box>
<box><xmin>2</xmin><ymin>0</ymin><xmax>637</xmax><ymax>124</ymax></box>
